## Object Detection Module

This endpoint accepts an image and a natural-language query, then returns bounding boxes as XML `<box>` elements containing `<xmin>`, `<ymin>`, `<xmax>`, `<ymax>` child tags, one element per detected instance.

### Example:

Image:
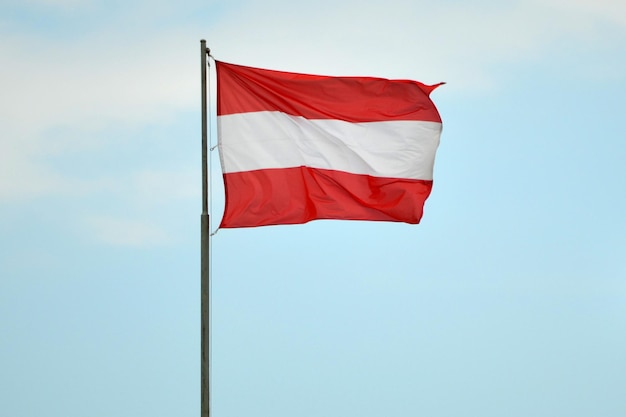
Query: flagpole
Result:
<box><xmin>200</xmin><ymin>39</ymin><xmax>211</xmax><ymax>417</ymax></box>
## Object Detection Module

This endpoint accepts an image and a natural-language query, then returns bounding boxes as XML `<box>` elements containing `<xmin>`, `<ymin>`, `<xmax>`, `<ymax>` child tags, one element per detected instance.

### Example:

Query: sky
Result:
<box><xmin>1</xmin><ymin>0</ymin><xmax>626</xmax><ymax>416</ymax></box>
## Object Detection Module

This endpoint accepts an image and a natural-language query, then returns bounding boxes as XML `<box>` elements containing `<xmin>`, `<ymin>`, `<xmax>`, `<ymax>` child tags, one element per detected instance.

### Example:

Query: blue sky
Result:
<box><xmin>1</xmin><ymin>0</ymin><xmax>626</xmax><ymax>416</ymax></box>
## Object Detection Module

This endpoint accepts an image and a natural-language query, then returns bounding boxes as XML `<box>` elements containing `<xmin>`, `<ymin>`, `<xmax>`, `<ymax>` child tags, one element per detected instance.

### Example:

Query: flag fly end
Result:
<box><xmin>424</xmin><ymin>81</ymin><xmax>446</xmax><ymax>96</ymax></box>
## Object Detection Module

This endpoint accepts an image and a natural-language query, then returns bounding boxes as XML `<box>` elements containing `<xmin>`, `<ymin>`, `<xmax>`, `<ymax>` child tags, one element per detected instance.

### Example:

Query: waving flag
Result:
<box><xmin>216</xmin><ymin>61</ymin><xmax>443</xmax><ymax>228</ymax></box>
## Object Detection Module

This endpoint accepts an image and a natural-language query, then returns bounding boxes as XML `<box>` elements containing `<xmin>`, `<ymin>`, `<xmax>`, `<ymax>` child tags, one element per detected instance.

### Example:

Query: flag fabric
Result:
<box><xmin>216</xmin><ymin>60</ymin><xmax>443</xmax><ymax>229</ymax></box>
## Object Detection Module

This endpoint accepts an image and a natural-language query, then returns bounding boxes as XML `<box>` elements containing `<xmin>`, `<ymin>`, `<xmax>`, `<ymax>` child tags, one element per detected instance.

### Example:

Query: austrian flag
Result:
<box><xmin>216</xmin><ymin>61</ymin><xmax>443</xmax><ymax>228</ymax></box>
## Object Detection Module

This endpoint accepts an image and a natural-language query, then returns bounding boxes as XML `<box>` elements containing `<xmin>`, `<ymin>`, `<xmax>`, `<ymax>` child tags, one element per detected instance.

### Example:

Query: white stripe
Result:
<box><xmin>218</xmin><ymin>111</ymin><xmax>442</xmax><ymax>180</ymax></box>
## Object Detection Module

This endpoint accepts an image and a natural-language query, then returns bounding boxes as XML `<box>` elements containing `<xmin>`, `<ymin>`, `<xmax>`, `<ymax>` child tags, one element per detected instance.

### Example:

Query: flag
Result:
<box><xmin>216</xmin><ymin>61</ymin><xmax>443</xmax><ymax>228</ymax></box>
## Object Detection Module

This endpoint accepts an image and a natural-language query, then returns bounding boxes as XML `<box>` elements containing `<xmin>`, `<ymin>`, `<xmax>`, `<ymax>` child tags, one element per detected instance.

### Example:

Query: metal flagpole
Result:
<box><xmin>200</xmin><ymin>39</ymin><xmax>211</xmax><ymax>417</ymax></box>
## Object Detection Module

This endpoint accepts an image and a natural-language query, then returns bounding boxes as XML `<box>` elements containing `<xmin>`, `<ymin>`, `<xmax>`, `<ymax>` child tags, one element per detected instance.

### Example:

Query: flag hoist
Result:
<box><xmin>200</xmin><ymin>39</ymin><xmax>443</xmax><ymax>417</ymax></box>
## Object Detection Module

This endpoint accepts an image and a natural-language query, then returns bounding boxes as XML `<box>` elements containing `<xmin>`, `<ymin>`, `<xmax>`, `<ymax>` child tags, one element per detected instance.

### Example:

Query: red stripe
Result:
<box><xmin>219</xmin><ymin>167</ymin><xmax>433</xmax><ymax>228</ymax></box>
<box><xmin>216</xmin><ymin>61</ymin><xmax>443</xmax><ymax>123</ymax></box>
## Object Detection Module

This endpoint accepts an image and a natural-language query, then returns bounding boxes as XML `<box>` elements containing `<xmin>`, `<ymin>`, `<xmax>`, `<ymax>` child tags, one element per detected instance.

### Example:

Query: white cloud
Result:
<box><xmin>5</xmin><ymin>0</ymin><xmax>94</xmax><ymax>9</ymax></box>
<box><xmin>0</xmin><ymin>27</ymin><xmax>201</xmax><ymax>201</ymax></box>
<box><xmin>0</xmin><ymin>138</ymin><xmax>70</xmax><ymax>199</ymax></box>
<box><xmin>539</xmin><ymin>0</ymin><xmax>626</xmax><ymax>26</ymax></box>
<box><xmin>83</xmin><ymin>215</ymin><xmax>171</xmax><ymax>247</ymax></box>
<box><xmin>123</xmin><ymin>168</ymin><xmax>200</xmax><ymax>207</ymax></box>
<box><xmin>205</xmin><ymin>0</ymin><xmax>625</xmax><ymax>88</ymax></box>
<box><xmin>0</xmin><ymin>30</ymin><xmax>197</xmax><ymax>135</ymax></box>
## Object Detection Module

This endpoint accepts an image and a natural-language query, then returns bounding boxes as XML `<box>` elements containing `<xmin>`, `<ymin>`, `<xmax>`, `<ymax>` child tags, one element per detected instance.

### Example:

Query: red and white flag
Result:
<box><xmin>216</xmin><ymin>61</ymin><xmax>443</xmax><ymax>228</ymax></box>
